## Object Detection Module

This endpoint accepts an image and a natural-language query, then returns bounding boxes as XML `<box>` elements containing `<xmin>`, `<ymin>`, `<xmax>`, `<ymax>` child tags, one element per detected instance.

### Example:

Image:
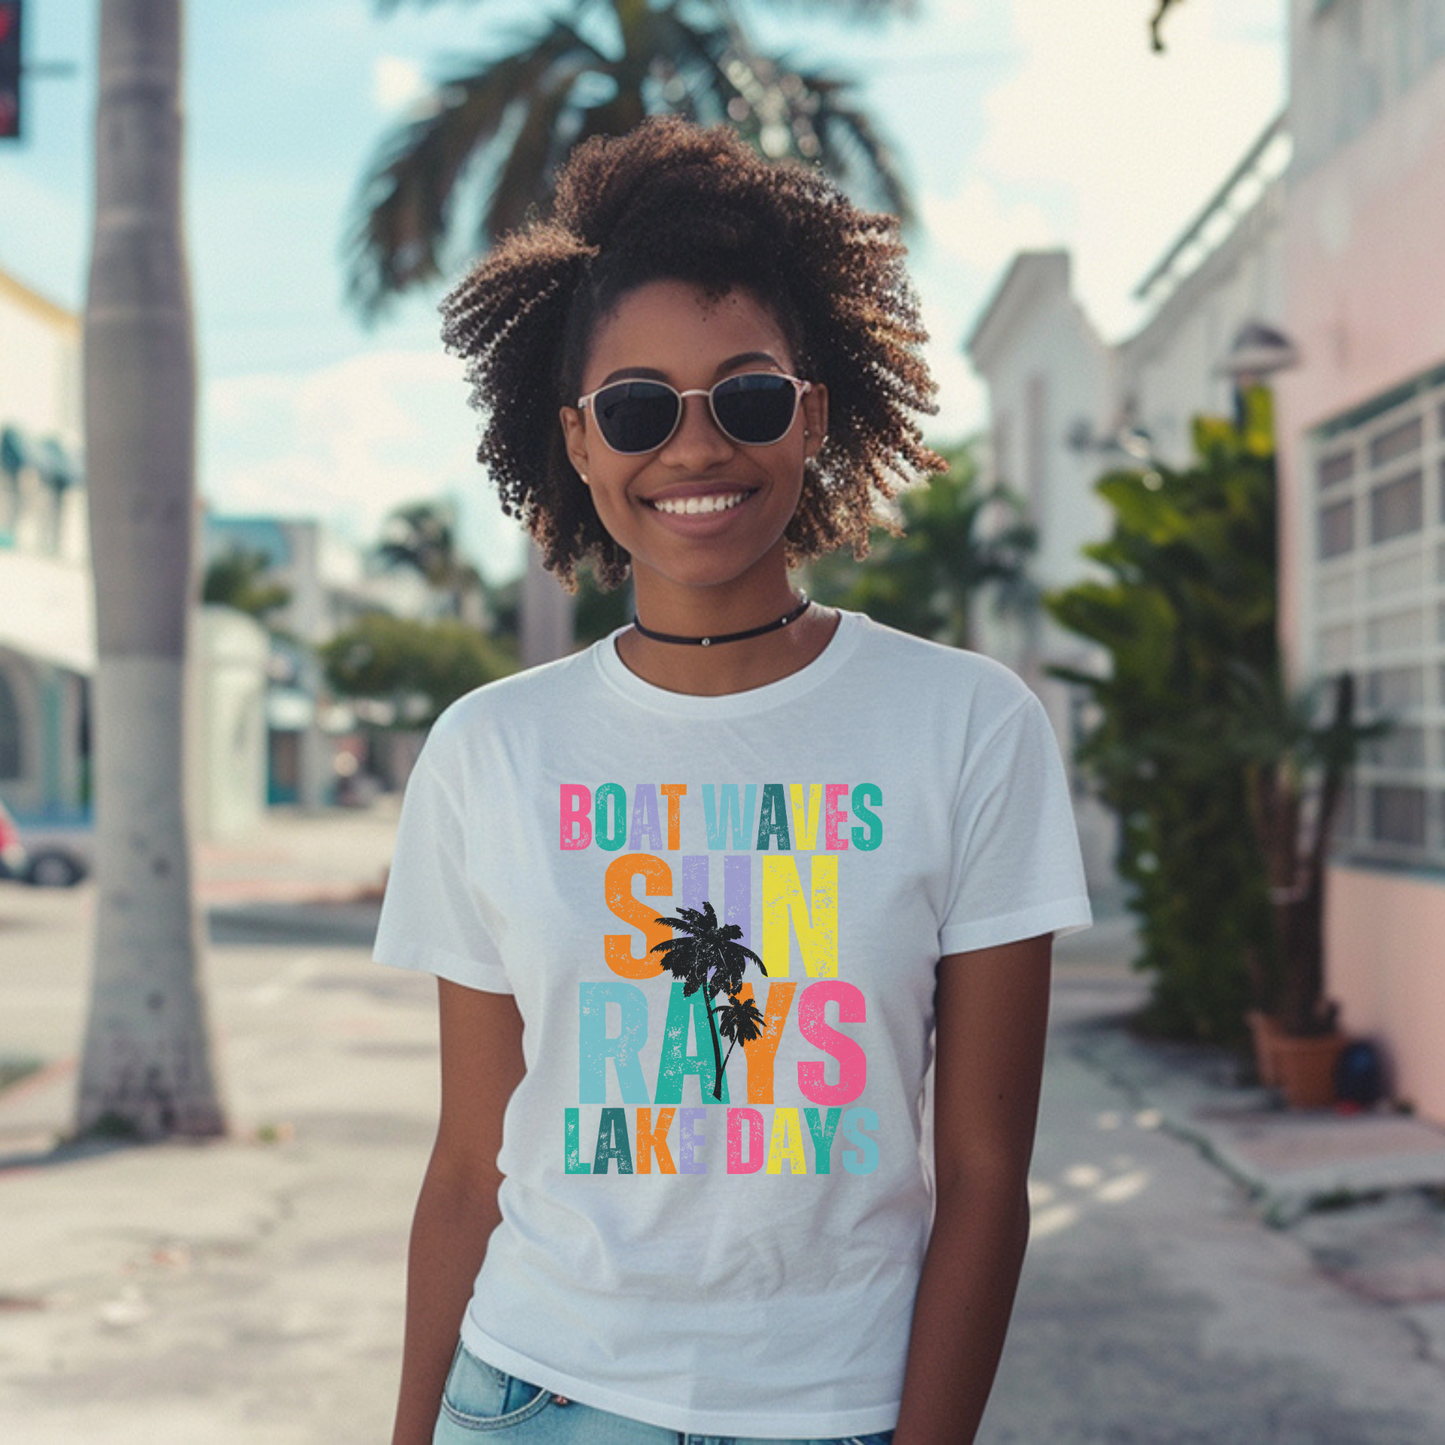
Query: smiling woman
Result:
<box><xmin>556</xmin><ymin>281</ymin><xmax>828</xmax><ymax>669</ymax></box>
<box><xmin>372</xmin><ymin>118</ymin><xmax>1091</xmax><ymax>1445</ymax></box>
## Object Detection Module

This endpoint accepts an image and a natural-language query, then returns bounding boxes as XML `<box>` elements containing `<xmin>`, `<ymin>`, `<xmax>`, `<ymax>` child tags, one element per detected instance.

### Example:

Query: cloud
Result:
<box><xmin>203</xmin><ymin>350</ymin><xmax>527</xmax><ymax>582</ymax></box>
<box><xmin>372</xmin><ymin>55</ymin><xmax>430</xmax><ymax>114</ymax></box>
<box><xmin>920</xmin><ymin>177</ymin><xmax>1059</xmax><ymax>280</ymax></box>
<box><xmin>966</xmin><ymin>0</ymin><xmax>1284</xmax><ymax>337</ymax></box>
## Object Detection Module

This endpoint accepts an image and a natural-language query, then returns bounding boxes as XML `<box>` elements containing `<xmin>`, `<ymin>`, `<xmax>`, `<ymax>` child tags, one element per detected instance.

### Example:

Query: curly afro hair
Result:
<box><xmin>440</xmin><ymin>116</ymin><xmax>943</xmax><ymax>591</ymax></box>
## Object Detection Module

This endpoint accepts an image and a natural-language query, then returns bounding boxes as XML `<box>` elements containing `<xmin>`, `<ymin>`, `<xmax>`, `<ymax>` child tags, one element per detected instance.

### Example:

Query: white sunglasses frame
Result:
<box><xmin>576</xmin><ymin>371</ymin><xmax>813</xmax><ymax>455</ymax></box>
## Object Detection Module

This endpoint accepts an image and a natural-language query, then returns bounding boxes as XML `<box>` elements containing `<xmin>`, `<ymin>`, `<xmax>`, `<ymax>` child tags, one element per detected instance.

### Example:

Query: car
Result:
<box><xmin>0</xmin><ymin>798</ymin><xmax>28</xmax><ymax>882</ymax></box>
<box><xmin>16</xmin><ymin>819</ymin><xmax>91</xmax><ymax>888</ymax></box>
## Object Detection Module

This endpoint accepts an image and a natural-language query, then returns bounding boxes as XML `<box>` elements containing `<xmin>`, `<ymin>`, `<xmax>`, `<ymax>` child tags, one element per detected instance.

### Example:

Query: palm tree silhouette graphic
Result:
<box><xmin>651</xmin><ymin>902</ymin><xmax>766</xmax><ymax>1101</ymax></box>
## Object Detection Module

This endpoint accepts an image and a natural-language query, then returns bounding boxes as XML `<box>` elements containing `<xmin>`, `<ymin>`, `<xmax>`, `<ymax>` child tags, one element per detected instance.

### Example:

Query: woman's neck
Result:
<box><xmin>617</xmin><ymin>573</ymin><xmax>839</xmax><ymax>696</ymax></box>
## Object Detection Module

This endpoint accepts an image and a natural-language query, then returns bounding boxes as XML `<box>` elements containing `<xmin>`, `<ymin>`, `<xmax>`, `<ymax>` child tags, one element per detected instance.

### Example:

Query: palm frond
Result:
<box><xmin>803</xmin><ymin>72</ymin><xmax>914</xmax><ymax>225</ymax></box>
<box><xmin>343</xmin><ymin>23</ymin><xmax>603</xmax><ymax>318</ymax></box>
<box><xmin>1150</xmin><ymin>0</ymin><xmax>1187</xmax><ymax>52</ymax></box>
<box><xmin>716</xmin><ymin>993</ymin><xmax>767</xmax><ymax>1045</ymax></box>
<box><xmin>725</xmin><ymin>0</ymin><xmax>916</xmax><ymax>15</ymax></box>
<box><xmin>652</xmin><ymin>905</ymin><xmax>708</xmax><ymax>933</ymax></box>
<box><xmin>481</xmin><ymin>52</ymin><xmax>609</xmax><ymax>240</ymax></box>
<box><xmin>373</xmin><ymin>0</ymin><xmax>595</xmax><ymax>13</ymax></box>
<box><xmin>723</xmin><ymin>939</ymin><xmax>765</xmax><ymax>971</ymax></box>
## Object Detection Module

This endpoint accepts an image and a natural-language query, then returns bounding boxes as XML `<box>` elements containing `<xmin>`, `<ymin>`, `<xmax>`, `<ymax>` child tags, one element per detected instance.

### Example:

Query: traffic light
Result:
<box><xmin>0</xmin><ymin>1</ymin><xmax>21</xmax><ymax>140</ymax></box>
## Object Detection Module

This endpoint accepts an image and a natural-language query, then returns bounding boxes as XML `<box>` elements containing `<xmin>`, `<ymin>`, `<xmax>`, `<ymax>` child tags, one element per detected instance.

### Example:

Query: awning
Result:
<box><xmin>0</xmin><ymin>424</ymin><xmax>82</xmax><ymax>490</ymax></box>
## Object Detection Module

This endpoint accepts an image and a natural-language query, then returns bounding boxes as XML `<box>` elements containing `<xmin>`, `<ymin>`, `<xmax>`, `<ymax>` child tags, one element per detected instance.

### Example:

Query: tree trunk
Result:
<box><xmin>77</xmin><ymin>0</ymin><xmax>225</xmax><ymax>1139</ymax></box>
<box><xmin>520</xmin><ymin>542</ymin><xmax>574</xmax><ymax>668</ymax></box>
<box><xmin>705</xmin><ymin>992</ymin><xmax>727</xmax><ymax>1101</ymax></box>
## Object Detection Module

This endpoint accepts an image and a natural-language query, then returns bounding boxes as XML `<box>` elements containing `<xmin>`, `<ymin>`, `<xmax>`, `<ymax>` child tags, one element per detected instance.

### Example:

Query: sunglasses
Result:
<box><xmin>576</xmin><ymin>371</ymin><xmax>812</xmax><ymax>455</ymax></box>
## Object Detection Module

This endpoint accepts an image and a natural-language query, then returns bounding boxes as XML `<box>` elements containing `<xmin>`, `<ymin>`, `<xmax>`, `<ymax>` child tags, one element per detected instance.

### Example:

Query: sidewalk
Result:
<box><xmin>196</xmin><ymin>799</ymin><xmax>400</xmax><ymax>906</ymax></box>
<box><xmin>0</xmin><ymin>807</ymin><xmax>421</xmax><ymax>1441</ymax></box>
<box><xmin>1056</xmin><ymin>914</ymin><xmax>1445</xmax><ymax>1228</ymax></box>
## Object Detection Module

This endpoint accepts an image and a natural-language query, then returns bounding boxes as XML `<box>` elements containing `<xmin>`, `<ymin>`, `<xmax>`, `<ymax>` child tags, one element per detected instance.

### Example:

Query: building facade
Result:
<box><xmin>965</xmin><ymin>124</ymin><xmax>1289</xmax><ymax>903</ymax></box>
<box><xmin>202</xmin><ymin>514</ymin><xmax>443</xmax><ymax>809</ymax></box>
<box><xmin>964</xmin><ymin>252</ymin><xmax>1118</xmax><ymax>894</ymax></box>
<box><xmin>0</xmin><ymin>265</ymin><xmax>90</xmax><ymax>824</ymax></box>
<box><xmin>1276</xmin><ymin>0</ymin><xmax>1445</xmax><ymax>1118</ymax></box>
<box><xmin>972</xmin><ymin>0</ymin><xmax>1445</xmax><ymax>1119</ymax></box>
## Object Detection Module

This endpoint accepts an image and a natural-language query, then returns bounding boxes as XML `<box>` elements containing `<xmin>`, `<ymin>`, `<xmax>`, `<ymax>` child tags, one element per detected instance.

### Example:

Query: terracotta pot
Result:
<box><xmin>1246</xmin><ymin>1009</ymin><xmax>1283</xmax><ymax>1088</ymax></box>
<box><xmin>1273</xmin><ymin>1031</ymin><xmax>1347</xmax><ymax>1109</ymax></box>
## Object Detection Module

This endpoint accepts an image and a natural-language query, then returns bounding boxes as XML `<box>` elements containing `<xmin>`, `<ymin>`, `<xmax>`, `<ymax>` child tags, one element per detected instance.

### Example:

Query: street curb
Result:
<box><xmin>1068</xmin><ymin>1022</ymin><xmax>1445</xmax><ymax>1227</ymax></box>
<box><xmin>205</xmin><ymin>900</ymin><xmax>381</xmax><ymax>947</ymax></box>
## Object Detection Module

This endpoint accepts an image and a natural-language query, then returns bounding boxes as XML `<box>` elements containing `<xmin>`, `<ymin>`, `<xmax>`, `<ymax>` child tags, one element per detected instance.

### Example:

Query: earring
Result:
<box><xmin>804</xmin><ymin>429</ymin><xmax>811</xmax><ymax>438</ymax></box>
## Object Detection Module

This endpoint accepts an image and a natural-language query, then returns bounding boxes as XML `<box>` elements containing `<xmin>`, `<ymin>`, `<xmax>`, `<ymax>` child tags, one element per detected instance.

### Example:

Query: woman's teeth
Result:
<box><xmin>651</xmin><ymin>492</ymin><xmax>748</xmax><ymax>516</ymax></box>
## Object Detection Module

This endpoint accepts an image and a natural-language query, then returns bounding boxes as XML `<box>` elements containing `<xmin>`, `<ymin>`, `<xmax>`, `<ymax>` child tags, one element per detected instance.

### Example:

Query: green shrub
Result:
<box><xmin>1046</xmin><ymin>406</ymin><xmax>1277</xmax><ymax>1042</ymax></box>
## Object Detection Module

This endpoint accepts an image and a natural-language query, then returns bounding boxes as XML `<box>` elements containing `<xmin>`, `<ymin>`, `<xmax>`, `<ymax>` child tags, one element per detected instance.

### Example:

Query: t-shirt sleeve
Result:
<box><xmin>938</xmin><ymin>690</ymin><xmax>1092</xmax><ymax>956</ymax></box>
<box><xmin>372</xmin><ymin>748</ymin><xmax>512</xmax><ymax>993</ymax></box>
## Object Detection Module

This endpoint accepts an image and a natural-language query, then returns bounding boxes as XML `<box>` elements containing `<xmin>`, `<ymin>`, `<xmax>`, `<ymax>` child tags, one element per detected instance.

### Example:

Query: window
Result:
<box><xmin>1372</xmin><ymin>786</ymin><xmax>1427</xmax><ymax>847</ymax></box>
<box><xmin>1319</xmin><ymin>499</ymin><xmax>1354</xmax><ymax>558</ymax></box>
<box><xmin>1370</xmin><ymin>470</ymin><xmax>1423</xmax><ymax>542</ymax></box>
<box><xmin>1318</xmin><ymin>449</ymin><xmax>1355</xmax><ymax>488</ymax></box>
<box><xmin>1307</xmin><ymin>377</ymin><xmax>1445</xmax><ymax>866</ymax></box>
<box><xmin>1369</xmin><ymin>416</ymin><xmax>1422</xmax><ymax>468</ymax></box>
<box><xmin>0</xmin><ymin>668</ymin><xmax>20</xmax><ymax>780</ymax></box>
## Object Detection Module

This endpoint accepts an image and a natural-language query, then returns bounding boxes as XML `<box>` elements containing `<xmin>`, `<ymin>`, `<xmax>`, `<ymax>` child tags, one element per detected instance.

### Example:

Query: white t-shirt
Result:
<box><xmin>373</xmin><ymin>610</ymin><xmax>1091</xmax><ymax>1437</ymax></box>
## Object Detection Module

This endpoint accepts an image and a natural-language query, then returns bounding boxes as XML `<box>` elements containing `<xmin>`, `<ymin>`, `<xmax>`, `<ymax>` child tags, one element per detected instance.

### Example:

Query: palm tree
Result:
<box><xmin>650</xmin><ymin>900</ymin><xmax>766</xmax><ymax>1100</ymax></box>
<box><xmin>807</xmin><ymin>438</ymin><xmax>1037</xmax><ymax>650</ymax></box>
<box><xmin>377</xmin><ymin>499</ymin><xmax>483</xmax><ymax>622</ymax></box>
<box><xmin>346</xmin><ymin>0</ymin><xmax>916</xmax><ymax>318</ymax></box>
<box><xmin>79</xmin><ymin>0</ymin><xmax>225</xmax><ymax>1139</ymax></box>
<box><xmin>716</xmin><ymin>992</ymin><xmax>767</xmax><ymax>1080</ymax></box>
<box><xmin>202</xmin><ymin>547</ymin><xmax>292</xmax><ymax>624</ymax></box>
<box><xmin>1228</xmin><ymin>664</ymin><xmax>1387</xmax><ymax>1037</ymax></box>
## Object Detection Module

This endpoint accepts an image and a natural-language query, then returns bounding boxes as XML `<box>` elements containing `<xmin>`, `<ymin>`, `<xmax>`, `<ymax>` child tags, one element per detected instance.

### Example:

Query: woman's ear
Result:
<box><xmin>802</xmin><ymin>383</ymin><xmax>829</xmax><ymax>460</ymax></box>
<box><xmin>559</xmin><ymin>406</ymin><xmax>590</xmax><ymax>483</ymax></box>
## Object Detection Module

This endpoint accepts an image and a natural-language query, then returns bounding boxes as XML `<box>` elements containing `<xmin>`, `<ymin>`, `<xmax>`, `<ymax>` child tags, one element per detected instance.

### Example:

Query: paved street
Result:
<box><xmin>2</xmin><ymin>821</ymin><xmax>1445</xmax><ymax>1441</ymax></box>
<box><xmin>984</xmin><ymin>958</ymin><xmax>1445</xmax><ymax>1443</ymax></box>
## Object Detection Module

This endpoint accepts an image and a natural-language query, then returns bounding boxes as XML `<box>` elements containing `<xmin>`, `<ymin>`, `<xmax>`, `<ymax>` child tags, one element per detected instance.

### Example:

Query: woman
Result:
<box><xmin>374</xmin><ymin>118</ymin><xmax>1090</xmax><ymax>1445</ymax></box>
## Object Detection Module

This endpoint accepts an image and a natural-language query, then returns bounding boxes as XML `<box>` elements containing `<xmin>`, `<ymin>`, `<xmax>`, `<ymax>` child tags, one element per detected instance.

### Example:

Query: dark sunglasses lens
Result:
<box><xmin>593</xmin><ymin>382</ymin><xmax>680</xmax><ymax>453</ymax></box>
<box><xmin>712</xmin><ymin>374</ymin><xmax>797</xmax><ymax>445</ymax></box>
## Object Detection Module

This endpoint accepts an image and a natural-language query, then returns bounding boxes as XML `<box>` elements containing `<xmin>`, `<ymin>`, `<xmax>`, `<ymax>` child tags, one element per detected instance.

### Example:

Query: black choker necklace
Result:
<box><xmin>632</xmin><ymin>594</ymin><xmax>812</xmax><ymax>647</ymax></box>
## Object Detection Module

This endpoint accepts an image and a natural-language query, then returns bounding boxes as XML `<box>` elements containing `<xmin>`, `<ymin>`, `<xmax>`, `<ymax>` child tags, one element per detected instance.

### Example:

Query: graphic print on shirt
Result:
<box><xmin>651</xmin><ymin>901</ymin><xmax>767</xmax><ymax>1101</ymax></box>
<box><xmin>559</xmin><ymin>781</ymin><xmax>883</xmax><ymax>1178</ymax></box>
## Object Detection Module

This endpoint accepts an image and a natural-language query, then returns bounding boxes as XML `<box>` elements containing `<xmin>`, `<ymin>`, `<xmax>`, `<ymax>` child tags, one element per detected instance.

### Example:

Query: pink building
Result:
<box><xmin>1277</xmin><ymin>0</ymin><xmax>1445</xmax><ymax>1120</ymax></box>
<box><xmin>970</xmin><ymin>2</ymin><xmax>1445</xmax><ymax>1117</ymax></box>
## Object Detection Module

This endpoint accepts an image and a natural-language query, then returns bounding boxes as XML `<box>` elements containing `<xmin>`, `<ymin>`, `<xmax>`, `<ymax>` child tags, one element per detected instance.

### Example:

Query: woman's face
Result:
<box><xmin>560</xmin><ymin>279</ymin><xmax>828</xmax><ymax>600</ymax></box>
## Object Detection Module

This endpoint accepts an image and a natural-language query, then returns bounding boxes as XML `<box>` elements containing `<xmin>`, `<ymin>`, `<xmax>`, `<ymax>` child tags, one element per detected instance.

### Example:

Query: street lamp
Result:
<box><xmin>1217</xmin><ymin>321</ymin><xmax>1299</xmax><ymax>435</ymax></box>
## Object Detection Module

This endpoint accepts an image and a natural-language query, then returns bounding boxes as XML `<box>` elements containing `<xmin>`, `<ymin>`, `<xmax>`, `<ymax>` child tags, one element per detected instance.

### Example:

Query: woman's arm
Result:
<box><xmin>392</xmin><ymin>979</ymin><xmax>526</xmax><ymax>1445</ymax></box>
<box><xmin>893</xmin><ymin>933</ymin><xmax>1053</xmax><ymax>1445</ymax></box>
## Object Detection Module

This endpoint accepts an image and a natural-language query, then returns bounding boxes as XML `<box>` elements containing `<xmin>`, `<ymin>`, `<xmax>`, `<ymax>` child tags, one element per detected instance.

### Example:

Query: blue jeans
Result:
<box><xmin>433</xmin><ymin>1339</ymin><xmax>896</xmax><ymax>1445</ymax></box>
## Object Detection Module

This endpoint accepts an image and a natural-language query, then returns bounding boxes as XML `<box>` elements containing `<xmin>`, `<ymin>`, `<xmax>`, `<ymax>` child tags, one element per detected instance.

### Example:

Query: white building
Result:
<box><xmin>964</xmin><ymin>251</ymin><xmax>1117</xmax><ymax>893</ymax></box>
<box><xmin>202</xmin><ymin>514</ymin><xmax>444</xmax><ymax>809</ymax></box>
<box><xmin>965</xmin><ymin>111</ymin><xmax>1293</xmax><ymax>903</ymax></box>
<box><xmin>0</xmin><ymin>264</ymin><xmax>90</xmax><ymax>824</ymax></box>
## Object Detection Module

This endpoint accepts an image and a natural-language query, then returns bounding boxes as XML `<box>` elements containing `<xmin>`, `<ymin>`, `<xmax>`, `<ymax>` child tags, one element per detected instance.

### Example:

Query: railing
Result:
<box><xmin>1133</xmin><ymin>112</ymin><xmax>1291</xmax><ymax>312</ymax></box>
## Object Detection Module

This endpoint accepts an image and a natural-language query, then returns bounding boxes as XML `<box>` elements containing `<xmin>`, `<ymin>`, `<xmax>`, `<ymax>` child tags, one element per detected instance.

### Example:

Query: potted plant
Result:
<box><xmin>1230</xmin><ymin>666</ymin><xmax>1386</xmax><ymax>1106</ymax></box>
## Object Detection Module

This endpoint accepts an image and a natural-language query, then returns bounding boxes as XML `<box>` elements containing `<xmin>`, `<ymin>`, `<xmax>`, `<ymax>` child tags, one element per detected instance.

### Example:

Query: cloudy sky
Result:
<box><xmin>0</xmin><ymin>0</ymin><xmax>1285</xmax><ymax>581</ymax></box>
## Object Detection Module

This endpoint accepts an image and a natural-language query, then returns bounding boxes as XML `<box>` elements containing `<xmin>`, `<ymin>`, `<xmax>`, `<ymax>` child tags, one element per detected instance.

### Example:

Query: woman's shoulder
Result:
<box><xmin>846</xmin><ymin>611</ymin><xmax>1037</xmax><ymax>714</ymax></box>
<box><xmin>422</xmin><ymin>642</ymin><xmax>602</xmax><ymax>754</ymax></box>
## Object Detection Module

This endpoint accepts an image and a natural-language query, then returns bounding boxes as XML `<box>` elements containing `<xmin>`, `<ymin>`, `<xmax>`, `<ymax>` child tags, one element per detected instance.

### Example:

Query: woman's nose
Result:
<box><xmin>658</xmin><ymin>393</ymin><xmax>734</xmax><ymax>468</ymax></box>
